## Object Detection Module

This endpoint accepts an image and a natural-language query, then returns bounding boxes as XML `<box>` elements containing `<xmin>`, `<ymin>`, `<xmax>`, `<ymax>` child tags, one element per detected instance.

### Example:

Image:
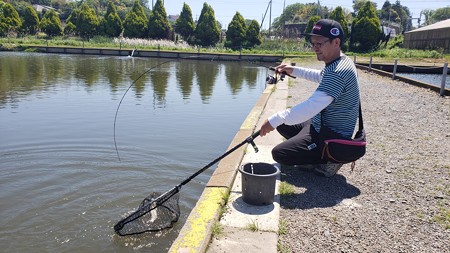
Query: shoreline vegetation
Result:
<box><xmin>1</xmin><ymin>36</ymin><xmax>450</xmax><ymax>66</ymax></box>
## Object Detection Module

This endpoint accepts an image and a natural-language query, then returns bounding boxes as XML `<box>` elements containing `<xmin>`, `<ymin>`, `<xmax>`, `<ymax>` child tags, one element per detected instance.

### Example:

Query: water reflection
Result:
<box><xmin>0</xmin><ymin>52</ymin><xmax>268</xmax><ymax>252</ymax></box>
<box><xmin>149</xmin><ymin>63</ymin><xmax>170</xmax><ymax>107</ymax></box>
<box><xmin>224</xmin><ymin>63</ymin><xmax>260</xmax><ymax>94</ymax></box>
<box><xmin>0</xmin><ymin>53</ymin><xmax>266</xmax><ymax>107</ymax></box>
<box><xmin>195</xmin><ymin>60</ymin><xmax>219</xmax><ymax>103</ymax></box>
<box><xmin>176</xmin><ymin>60</ymin><xmax>195</xmax><ymax>99</ymax></box>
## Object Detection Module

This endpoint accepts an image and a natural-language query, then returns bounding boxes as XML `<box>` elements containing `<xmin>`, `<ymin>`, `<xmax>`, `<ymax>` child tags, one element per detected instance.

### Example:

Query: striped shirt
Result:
<box><xmin>312</xmin><ymin>56</ymin><xmax>360</xmax><ymax>138</ymax></box>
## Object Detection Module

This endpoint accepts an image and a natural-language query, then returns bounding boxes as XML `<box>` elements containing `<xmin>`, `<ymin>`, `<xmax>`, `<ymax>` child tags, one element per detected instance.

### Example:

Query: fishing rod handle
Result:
<box><xmin>252</xmin><ymin>130</ymin><xmax>261</xmax><ymax>139</ymax></box>
<box><xmin>269</xmin><ymin>67</ymin><xmax>296</xmax><ymax>79</ymax></box>
<box><xmin>248</xmin><ymin>130</ymin><xmax>260</xmax><ymax>153</ymax></box>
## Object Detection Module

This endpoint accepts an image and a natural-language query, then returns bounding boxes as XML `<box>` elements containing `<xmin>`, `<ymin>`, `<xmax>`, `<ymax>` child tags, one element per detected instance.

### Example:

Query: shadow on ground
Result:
<box><xmin>280</xmin><ymin>167</ymin><xmax>361</xmax><ymax>209</ymax></box>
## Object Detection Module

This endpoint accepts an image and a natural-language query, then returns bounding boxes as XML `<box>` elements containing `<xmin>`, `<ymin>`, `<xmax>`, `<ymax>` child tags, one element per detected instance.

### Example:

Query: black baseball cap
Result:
<box><xmin>302</xmin><ymin>19</ymin><xmax>344</xmax><ymax>41</ymax></box>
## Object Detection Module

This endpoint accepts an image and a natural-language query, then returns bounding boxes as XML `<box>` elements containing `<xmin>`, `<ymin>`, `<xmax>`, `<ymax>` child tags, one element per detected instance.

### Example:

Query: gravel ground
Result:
<box><xmin>278</xmin><ymin>60</ymin><xmax>450</xmax><ymax>252</ymax></box>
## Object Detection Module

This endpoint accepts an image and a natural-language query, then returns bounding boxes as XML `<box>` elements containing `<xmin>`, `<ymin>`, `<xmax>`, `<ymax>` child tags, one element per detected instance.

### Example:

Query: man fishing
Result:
<box><xmin>259</xmin><ymin>19</ymin><xmax>361</xmax><ymax>177</ymax></box>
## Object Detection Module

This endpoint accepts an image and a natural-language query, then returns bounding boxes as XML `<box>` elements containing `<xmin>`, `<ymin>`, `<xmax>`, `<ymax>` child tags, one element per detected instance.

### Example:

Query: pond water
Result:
<box><xmin>398</xmin><ymin>73</ymin><xmax>449</xmax><ymax>89</ymax></box>
<box><xmin>0</xmin><ymin>52</ymin><xmax>268</xmax><ymax>252</ymax></box>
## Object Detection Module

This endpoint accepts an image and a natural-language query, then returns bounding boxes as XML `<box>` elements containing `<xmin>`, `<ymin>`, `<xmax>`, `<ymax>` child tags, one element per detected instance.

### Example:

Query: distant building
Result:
<box><xmin>404</xmin><ymin>19</ymin><xmax>450</xmax><ymax>53</ymax></box>
<box><xmin>282</xmin><ymin>23</ymin><xmax>307</xmax><ymax>38</ymax></box>
<box><xmin>168</xmin><ymin>15</ymin><xmax>180</xmax><ymax>23</ymax></box>
<box><xmin>32</xmin><ymin>4</ymin><xmax>56</xmax><ymax>13</ymax></box>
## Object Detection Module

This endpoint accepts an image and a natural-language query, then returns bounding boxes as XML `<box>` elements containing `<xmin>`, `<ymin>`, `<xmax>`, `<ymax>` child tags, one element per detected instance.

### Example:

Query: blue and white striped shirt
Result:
<box><xmin>267</xmin><ymin>55</ymin><xmax>360</xmax><ymax>139</ymax></box>
<box><xmin>312</xmin><ymin>56</ymin><xmax>360</xmax><ymax>138</ymax></box>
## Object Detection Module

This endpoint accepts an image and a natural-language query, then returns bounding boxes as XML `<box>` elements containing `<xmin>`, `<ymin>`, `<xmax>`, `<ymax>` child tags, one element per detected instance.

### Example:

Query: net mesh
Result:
<box><xmin>114</xmin><ymin>189</ymin><xmax>180</xmax><ymax>236</ymax></box>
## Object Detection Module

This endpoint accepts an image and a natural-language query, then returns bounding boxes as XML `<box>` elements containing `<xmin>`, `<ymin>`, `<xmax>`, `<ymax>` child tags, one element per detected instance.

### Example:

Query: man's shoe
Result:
<box><xmin>315</xmin><ymin>163</ymin><xmax>343</xmax><ymax>177</ymax></box>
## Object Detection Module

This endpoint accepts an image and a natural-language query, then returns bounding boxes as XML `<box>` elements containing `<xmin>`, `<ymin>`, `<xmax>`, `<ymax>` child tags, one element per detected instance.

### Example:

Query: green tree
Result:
<box><xmin>304</xmin><ymin>15</ymin><xmax>320</xmax><ymax>33</ymax></box>
<box><xmin>380</xmin><ymin>1</ymin><xmax>400</xmax><ymax>24</ymax></box>
<box><xmin>392</xmin><ymin>0</ymin><xmax>411</xmax><ymax>32</ymax></box>
<box><xmin>329</xmin><ymin>7</ymin><xmax>349</xmax><ymax>42</ymax></box>
<box><xmin>21</xmin><ymin>5</ymin><xmax>39</xmax><ymax>35</ymax></box>
<box><xmin>148</xmin><ymin>0</ymin><xmax>171</xmax><ymax>39</ymax></box>
<box><xmin>194</xmin><ymin>3</ymin><xmax>220</xmax><ymax>47</ymax></box>
<box><xmin>421</xmin><ymin>9</ymin><xmax>434</xmax><ymax>26</ymax></box>
<box><xmin>225</xmin><ymin>12</ymin><xmax>246</xmax><ymax>50</ymax></box>
<box><xmin>104</xmin><ymin>0</ymin><xmax>123</xmax><ymax>37</ymax></box>
<box><xmin>430</xmin><ymin>7</ymin><xmax>450</xmax><ymax>23</ymax></box>
<box><xmin>76</xmin><ymin>3</ymin><xmax>99</xmax><ymax>40</ymax></box>
<box><xmin>245</xmin><ymin>19</ymin><xmax>262</xmax><ymax>48</ymax></box>
<box><xmin>0</xmin><ymin>2</ymin><xmax>22</xmax><ymax>35</ymax></box>
<box><xmin>66</xmin><ymin>8</ymin><xmax>80</xmax><ymax>35</ymax></box>
<box><xmin>40</xmin><ymin>9</ymin><xmax>62</xmax><ymax>37</ymax></box>
<box><xmin>123</xmin><ymin>0</ymin><xmax>148</xmax><ymax>38</ymax></box>
<box><xmin>175</xmin><ymin>3</ymin><xmax>195</xmax><ymax>41</ymax></box>
<box><xmin>272</xmin><ymin>3</ymin><xmax>330</xmax><ymax>31</ymax></box>
<box><xmin>63</xmin><ymin>21</ymin><xmax>76</xmax><ymax>36</ymax></box>
<box><xmin>350</xmin><ymin>1</ymin><xmax>381</xmax><ymax>52</ymax></box>
<box><xmin>352</xmin><ymin>0</ymin><xmax>377</xmax><ymax>14</ymax></box>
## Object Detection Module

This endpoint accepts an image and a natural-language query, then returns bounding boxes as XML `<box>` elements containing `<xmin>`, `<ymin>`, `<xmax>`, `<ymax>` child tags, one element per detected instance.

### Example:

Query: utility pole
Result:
<box><xmin>260</xmin><ymin>0</ymin><xmax>273</xmax><ymax>38</ymax></box>
<box><xmin>269</xmin><ymin>0</ymin><xmax>272</xmax><ymax>38</ymax></box>
<box><xmin>317</xmin><ymin>0</ymin><xmax>321</xmax><ymax>16</ymax></box>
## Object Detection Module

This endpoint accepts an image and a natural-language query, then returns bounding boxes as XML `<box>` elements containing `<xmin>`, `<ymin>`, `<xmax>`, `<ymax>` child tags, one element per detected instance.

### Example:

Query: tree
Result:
<box><xmin>76</xmin><ymin>3</ymin><xmax>99</xmax><ymax>40</ymax></box>
<box><xmin>148</xmin><ymin>0</ymin><xmax>171</xmax><ymax>39</ymax></box>
<box><xmin>421</xmin><ymin>9</ymin><xmax>434</xmax><ymax>26</ymax></box>
<box><xmin>245</xmin><ymin>19</ymin><xmax>262</xmax><ymax>48</ymax></box>
<box><xmin>123</xmin><ymin>0</ymin><xmax>148</xmax><ymax>38</ymax></box>
<box><xmin>0</xmin><ymin>2</ymin><xmax>22</xmax><ymax>35</ymax></box>
<box><xmin>430</xmin><ymin>7</ymin><xmax>450</xmax><ymax>23</ymax></box>
<box><xmin>350</xmin><ymin>1</ymin><xmax>381</xmax><ymax>52</ymax></box>
<box><xmin>104</xmin><ymin>0</ymin><xmax>123</xmax><ymax>37</ymax></box>
<box><xmin>391</xmin><ymin>0</ymin><xmax>411</xmax><ymax>32</ymax></box>
<box><xmin>225</xmin><ymin>12</ymin><xmax>246</xmax><ymax>50</ymax></box>
<box><xmin>272</xmin><ymin>3</ymin><xmax>305</xmax><ymax>29</ymax></box>
<box><xmin>66</xmin><ymin>8</ymin><xmax>80</xmax><ymax>35</ymax></box>
<box><xmin>21</xmin><ymin>5</ymin><xmax>39</xmax><ymax>35</ymax></box>
<box><xmin>194</xmin><ymin>3</ymin><xmax>220</xmax><ymax>47</ymax></box>
<box><xmin>352</xmin><ymin>0</ymin><xmax>377</xmax><ymax>14</ymax></box>
<box><xmin>272</xmin><ymin>3</ymin><xmax>330</xmax><ymax>31</ymax></box>
<box><xmin>175</xmin><ymin>3</ymin><xmax>195</xmax><ymax>41</ymax></box>
<box><xmin>64</xmin><ymin>21</ymin><xmax>76</xmax><ymax>36</ymax></box>
<box><xmin>304</xmin><ymin>15</ymin><xmax>320</xmax><ymax>33</ymax></box>
<box><xmin>380</xmin><ymin>1</ymin><xmax>400</xmax><ymax>24</ymax></box>
<box><xmin>40</xmin><ymin>9</ymin><xmax>62</xmax><ymax>37</ymax></box>
<box><xmin>329</xmin><ymin>7</ymin><xmax>349</xmax><ymax>42</ymax></box>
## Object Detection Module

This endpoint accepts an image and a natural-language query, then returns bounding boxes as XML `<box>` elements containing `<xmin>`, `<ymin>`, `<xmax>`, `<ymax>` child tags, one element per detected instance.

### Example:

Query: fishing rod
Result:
<box><xmin>246</xmin><ymin>59</ymin><xmax>296</xmax><ymax>84</ymax></box>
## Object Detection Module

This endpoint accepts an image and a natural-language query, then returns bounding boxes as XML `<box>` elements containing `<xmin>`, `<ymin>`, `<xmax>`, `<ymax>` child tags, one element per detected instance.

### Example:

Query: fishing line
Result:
<box><xmin>113</xmin><ymin>59</ymin><xmax>174</xmax><ymax>161</ymax></box>
<box><xmin>113</xmin><ymin>55</ymin><xmax>218</xmax><ymax>161</ymax></box>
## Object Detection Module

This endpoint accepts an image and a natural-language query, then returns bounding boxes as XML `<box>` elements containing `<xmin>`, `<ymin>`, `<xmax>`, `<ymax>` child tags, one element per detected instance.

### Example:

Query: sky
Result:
<box><xmin>157</xmin><ymin>0</ymin><xmax>450</xmax><ymax>29</ymax></box>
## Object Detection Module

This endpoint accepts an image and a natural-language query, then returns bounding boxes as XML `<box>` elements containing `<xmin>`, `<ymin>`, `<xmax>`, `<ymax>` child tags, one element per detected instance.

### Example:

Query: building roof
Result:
<box><xmin>32</xmin><ymin>4</ymin><xmax>56</xmax><ymax>12</ymax></box>
<box><xmin>406</xmin><ymin>19</ymin><xmax>450</xmax><ymax>33</ymax></box>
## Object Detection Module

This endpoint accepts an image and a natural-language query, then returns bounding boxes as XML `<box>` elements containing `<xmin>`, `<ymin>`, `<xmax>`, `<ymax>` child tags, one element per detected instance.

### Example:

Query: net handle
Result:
<box><xmin>178</xmin><ymin>130</ymin><xmax>260</xmax><ymax>188</ymax></box>
<box><xmin>113</xmin><ymin>130</ymin><xmax>260</xmax><ymax>235</ymax></box>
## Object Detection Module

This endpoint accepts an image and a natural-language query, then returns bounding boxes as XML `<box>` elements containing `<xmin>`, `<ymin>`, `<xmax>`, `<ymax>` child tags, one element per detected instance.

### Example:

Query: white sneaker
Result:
<box><xmin>315</xmin><ymin>163</ymin><xmax>343</xmax><ymax>177</ymax></box>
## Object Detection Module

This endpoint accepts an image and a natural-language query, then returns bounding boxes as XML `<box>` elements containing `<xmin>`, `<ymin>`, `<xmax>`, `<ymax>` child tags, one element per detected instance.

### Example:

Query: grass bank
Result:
<box><xmin>1</xmin><ymin>36</ymin><xmax>448</xmax><ymax>65</ymax></box>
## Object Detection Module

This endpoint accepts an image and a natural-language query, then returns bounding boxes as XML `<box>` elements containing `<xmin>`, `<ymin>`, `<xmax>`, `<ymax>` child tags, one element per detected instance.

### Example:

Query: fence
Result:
<box><xmin>353</xmin><ymin>54</ymin><xmax>449</xmax><ymax>96</ymax></box>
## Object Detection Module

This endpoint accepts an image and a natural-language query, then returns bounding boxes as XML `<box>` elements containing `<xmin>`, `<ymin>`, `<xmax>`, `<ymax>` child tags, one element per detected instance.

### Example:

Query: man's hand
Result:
<box><xmin>260</xmin><ymin>119</ymin><xmax>275</xmax><ymax>136</ymax></box>
<box><xmin>275</xmin><ymin>64</ymin><xmax>294</xmax><ymax>76</ymax></box>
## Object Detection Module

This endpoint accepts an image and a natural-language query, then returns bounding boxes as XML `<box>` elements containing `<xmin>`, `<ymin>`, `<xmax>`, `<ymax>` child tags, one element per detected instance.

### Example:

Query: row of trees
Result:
<box><xmin>1</xmin><ymin>0</ymin><xmax>449</xmax><ymax>52</ymax></box>
<box><xmin>298</xmin><ymin>2</ymin><xmax>381</xmax><ymax>52</ymax></box>
<box><xmin>275</xmin><ymin>0</ymin><xmax>449</xmax><ymax>52</ymax></box>
<box><xmin>0</xmin><ymin>0</ymin><xmax>262</xmax><ymax>49</ymax></box>
<box><xmin>274</xmin><ymin>0</ymin><xmax>449</xmax><ymax>35</ymax></box>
